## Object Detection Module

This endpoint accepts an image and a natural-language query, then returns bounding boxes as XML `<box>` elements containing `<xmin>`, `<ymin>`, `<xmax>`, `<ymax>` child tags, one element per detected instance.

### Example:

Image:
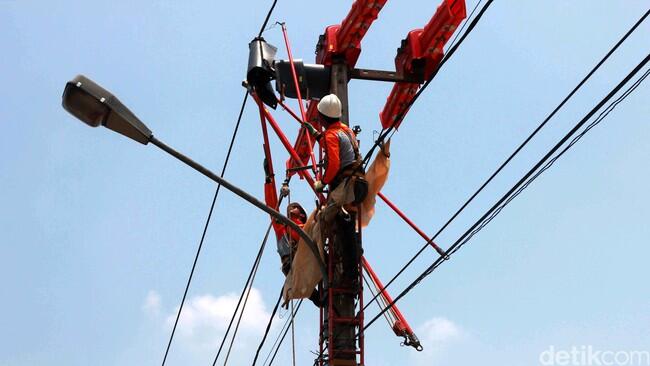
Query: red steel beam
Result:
<box><xmin>380</xmin><ymin>0</ymin><xmax>466</xmax><ymax>129</ymax></box>
<box><xmin>316</xmin><ymin>0</ymin><xmax>388</xmax><ymax>66</ymax></box>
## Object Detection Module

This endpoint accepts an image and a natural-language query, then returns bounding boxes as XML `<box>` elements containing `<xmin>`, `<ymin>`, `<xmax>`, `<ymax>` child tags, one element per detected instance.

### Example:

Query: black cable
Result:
<box><xmin>266</xmin><ymin>300</ymin><xmax>304</xmax><ymax>366</ymax></box>
<box><xmin>252</xmin><ymin>289</ymin><xmax>284</xmax><ymax>365</ymax></box>
<box><xmin>215</xmin><ymin>223</ymin><xmax>273</xmax><ymax>365</ymax></box>
<box><xmin>447</xmin><ymin>67</ymin><xmax>650</xmax><ymax>259</ymax></box>
<box><xmin>448</xmin><ymin>0</ymin><xmax>483</xmax><ymax>51</ymax></box>
<box><xmin>258</xmin><ymin>0</ymin><xmax>278</xmax><ymax>38</ymax></box>
<box><xmin>363</xmin><ymin>0</ymin><xmax>495</xmax><ymax>166</ymax></box>
<box><xmin>362</xmin><ymin>8</ymin><xmax>650</xmax><ymax>311</ymax></box>
<box><xmin>363</xmin><ymin>53</ymin><xmax>650</xmax><ymax>331</ymax></box>
<box><xmin>161</xmin><ymin>91</ymin><xmax>248</xmax><ymax>366</ymax></box>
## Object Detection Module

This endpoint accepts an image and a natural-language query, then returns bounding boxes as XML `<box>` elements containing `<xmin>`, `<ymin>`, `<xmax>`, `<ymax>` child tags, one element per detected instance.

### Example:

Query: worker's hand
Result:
<box><xmin>314</xmin><ymin>180</ymin><xmax>325</xmax><ymax>193</ymax></box>
<box><xmin>303</xmin><ymin>122</ymin><xmax>320</xmax><ymax>138</ymax></box>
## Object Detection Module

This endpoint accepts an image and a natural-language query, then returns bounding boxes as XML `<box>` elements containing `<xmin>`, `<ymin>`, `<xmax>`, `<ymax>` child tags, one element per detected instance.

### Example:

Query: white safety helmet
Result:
<box><xmin>317</xmin><ymin>94</ymin><xmax>342</xmax><ymax>119</ymax></box>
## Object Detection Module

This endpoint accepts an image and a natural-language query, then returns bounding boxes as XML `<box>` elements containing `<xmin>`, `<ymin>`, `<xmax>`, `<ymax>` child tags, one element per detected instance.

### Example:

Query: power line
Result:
<box><xmin>362</xmin><ymin>9</ymin><xmax>650</xmax><ymax>311</ymax></box>
<box><xmin>447</xmin><ymin>0</ymin><xmax>483</xmax><ymax>51</ymax></box>
<box><xmin>447</xmin><ymin>67</ymin><xmax>650</xmax><ymax>259</ymax></box>
<box><xmin>258</xmin><ymin>0</ymin><xmax>278</xmax><ymax>38</ymax></box>
<box><xmin>264</xmin><ymin>300</ymin><xmax>303</xmax><ymax>366</ymax></box>
<box><xmin>252</xmin><ymin>290</ymin><xmax>284</xmax><ymax>365</ymax></box>
<box><xmin>162</xmin><ymin>1</ymin><xmax>282</xmax><ymax>363</ymax></box>
<box><xmin>363</xmin><ymin>0</ymin><xmax>495</xmax><ymax>166</ymax></box>
<box><xmin>364</xmin><ymin>53</ymin><xmax>650</xmax><ymax>331</ymax></box>
<box><xmin>215</xmin><ymin>223</ymin><xmax>273</xmax><ymax>365</ymax></box>
<box><xmin>161</xmin><ymin>91</ymin><xmax>248</xmax><ymax>366</ymax></box>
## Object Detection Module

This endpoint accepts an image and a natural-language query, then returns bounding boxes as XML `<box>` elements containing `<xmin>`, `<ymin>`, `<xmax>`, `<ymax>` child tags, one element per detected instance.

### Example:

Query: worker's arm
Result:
<box><xmin>263</xmin><ymin>158</ymin><xmax>285</xmax><ymax>239</ymax></box>
<box><xmin>322</xmin><ymin>130</ymin><xmax>341</xmax><ymax>184</ymax></box>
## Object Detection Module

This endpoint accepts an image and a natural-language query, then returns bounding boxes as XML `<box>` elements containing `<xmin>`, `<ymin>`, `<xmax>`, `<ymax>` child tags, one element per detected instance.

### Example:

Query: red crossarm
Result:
<box><xmin>316</xmin><ymin>0</ymin><xmax>388</xmax><ymax>66</ymax></box>
<box><xmin>380</xmin><ymin>0</ymin><xmax>466</xmax><ymax>129</ymax></box>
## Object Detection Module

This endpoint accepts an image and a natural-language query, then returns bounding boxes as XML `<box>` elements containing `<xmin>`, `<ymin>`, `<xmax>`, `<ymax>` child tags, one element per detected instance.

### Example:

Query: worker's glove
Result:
<box><xmin>303</xmin><ymin>122</ymin><xmax>320</xmax><ymax>138</ymax></box>
<box><xmin>314</xmin><ymin>180</ymin><xmax>325</xmax><ymax>193</ymax></box>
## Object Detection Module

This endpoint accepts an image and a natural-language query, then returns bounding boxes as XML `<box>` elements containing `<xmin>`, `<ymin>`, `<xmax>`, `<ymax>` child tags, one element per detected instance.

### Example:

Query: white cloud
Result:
<box><xmin>164</xmin><ymin>288</ymin><xmax>272</xmax><ymax>350</ymax></box>
<box><xmin>412</xmin><ymin>317</ymin><xmax>465</xmax><ymax>365</ymax></box>
<box><xmin>419</xmin><ymin>317</ymin><xmax>463</xmax><ymax>344</ymax></box>
<box><xmin>142</xmin><ymin>290</ymin><xmax>161</xmax><ymax>316</ymax></box>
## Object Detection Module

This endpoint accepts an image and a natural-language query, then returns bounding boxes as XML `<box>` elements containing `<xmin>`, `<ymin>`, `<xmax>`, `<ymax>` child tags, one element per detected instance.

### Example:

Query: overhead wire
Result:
<box><xmin>361</xmin><ymin>8</ymin><xmax>650</xmax><ymax>312</ymax></box>
<box><xmin>214</xmin><ymin>175</ymin><xmax>291</xmax><ymax>365</ymax></box>
<box><xmin>219</xmin><ymin>223</ymin><xmax>274</xmax><ymax>365</ymax></box>
<box><xmin>258</xmin><ymin>0</ymin><xmax>278</xmax><ymax>38</ymax></box>
<box><xmin>447</xmin><ymin>0</ymin><xmax>483</xmax><ymax>51</ymax></box>
<box><xmin>252</xmin><ymin>290</ymin><xmax>284</xmax><ymax>365</ymax></box>
<box><xmin>264</xmin><ymin>300</ymin><xmax>304</xmax><ymax>366</ymax></box>
<box><xmin>363</xmin><ymin>52</ymin><xmax>650</xmax><ymax>331</ymax></box>
<box><xmin>163</xmin><ymin>0</ymin><xmax>283</xmax><ymax>363</ymax></box>
<box><xmin>161</xmin><ymin>91</ymin><xmax>248</xmax><ymax>366</ymax></box>
<box><xmin>448</xmin><ymin>67</ymin><xmax>650</xmax><ymax>259</ymax></box>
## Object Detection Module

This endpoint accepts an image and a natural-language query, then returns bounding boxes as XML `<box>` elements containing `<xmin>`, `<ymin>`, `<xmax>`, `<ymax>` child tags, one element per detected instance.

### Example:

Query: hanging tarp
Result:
<box><xmin>283</xmin><ymin>209</ymin><xmax>324</xmax><ymax>302</ymax></box>
<box><xmin>361</xmin><ymin>140</ymin><xmax>391</xmax><ymax>228</ymax></box>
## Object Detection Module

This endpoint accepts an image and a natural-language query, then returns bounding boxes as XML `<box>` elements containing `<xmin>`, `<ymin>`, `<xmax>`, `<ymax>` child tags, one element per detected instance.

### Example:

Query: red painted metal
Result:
<box><xmin>259</xmin><ymin>99</ymin><xmax>279</xmax><ymax>210</ymax></box>
<box><xmin>362</xmin><ymin>256</ymin><xmax>421</xmax><ymax>350</ymax></box>
<box><xmin>255</xmin><ymin>95</ymin><xmax>327</xmax><ymax>203</ymax></box>
<box><xmin>377</xmin><ymin>192</ymin><xmax>446</xmax><ymax>256</ymax></box>
<box><xmin>278</xmin><ymin>99</ymin><xmax>323</xmax><ymax>181</ymax></box>
<box><xmin>316</xmin><ymin>0</ymin><xmax>388</xmax><ymax>67</ymax></box>
<box><xmin>380</xmin><ymin>0</ymin><xmax>466</xmax><ymax>129</ymax></box>
<box><xmin>280</xmin><ymin>23</ymin><xmax>319</xmax><ymax>175</ymax></box>
<box><xmin>286</xmin><ymin>101</ymin><xmax>321</xmax><ymax>179</ymax></box>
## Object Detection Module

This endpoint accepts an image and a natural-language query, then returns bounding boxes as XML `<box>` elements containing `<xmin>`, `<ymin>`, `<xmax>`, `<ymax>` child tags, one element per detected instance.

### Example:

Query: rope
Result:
<box><xmin>362</xmin><ymin>8</ymin><xmax>650</xmax><ymax>311</ymax></box>
<box><xmin>160</xmin><ymin>91</ymin><xmax>248</xmax><ymax>366</ymax></box>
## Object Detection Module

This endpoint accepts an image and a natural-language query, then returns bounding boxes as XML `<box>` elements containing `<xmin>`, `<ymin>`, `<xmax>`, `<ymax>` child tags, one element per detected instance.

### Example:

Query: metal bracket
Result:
<box><xmin>350</xmin><ymin>68</ymin><xmax>423</xmax><ymax>83</ymax></box>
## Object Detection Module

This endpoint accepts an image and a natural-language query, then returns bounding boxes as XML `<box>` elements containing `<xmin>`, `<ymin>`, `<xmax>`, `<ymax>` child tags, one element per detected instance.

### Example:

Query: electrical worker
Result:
<box><xmin>304</xmin><ymin>94</ymin><xmax>367</xmax><ymax>202</ymax></box>
<box><xmin>264</xmin><ymin>173</ymin><xmax>307</xmax><ymax>276</ymax></box>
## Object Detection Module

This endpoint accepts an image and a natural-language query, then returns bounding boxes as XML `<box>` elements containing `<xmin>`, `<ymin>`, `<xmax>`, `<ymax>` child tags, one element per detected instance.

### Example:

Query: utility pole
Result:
<box><xmin>319</xmin><ymin>57</ymin><xmax>364</xmax><ymax>366</ymax></box>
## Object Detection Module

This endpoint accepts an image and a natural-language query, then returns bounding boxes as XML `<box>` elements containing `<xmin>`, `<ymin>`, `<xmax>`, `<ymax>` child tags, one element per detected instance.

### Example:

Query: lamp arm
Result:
<box><xmin>149</xmin><ymin>136</ymin><xmax>329</xmax><ymax>288</ymax></box>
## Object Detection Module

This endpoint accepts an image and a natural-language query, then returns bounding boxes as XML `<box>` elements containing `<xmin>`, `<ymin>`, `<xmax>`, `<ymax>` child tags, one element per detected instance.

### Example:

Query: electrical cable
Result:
<box><xmin>161</xmin><ymin>91</ymin><xmax>248</xmax><ymax>366</ymax></box>
<box><xmin>221</xmin><ymin>224</ymin><xmax>274</xmax><ymax>365</ymax></box>
<box><xmin>252</xmin><ymin>290</ymin><xmax>284</xmax><ymax>365</ymax></box>
<box><xmin>448</xmin><ymin>68</ymin><xmax>650</xmax><ymax>258</ymax></box>
<box><xmin>264</xmin><ymin>300</ymin><xmax>304</xmax><ymax>366</ymax></box>
<box><xmin>363</xmin><ymin>53</ymin><xmax>650</xmax><ymax>331</ymax></box>
<box><xmin>447</xmin><ymin>0</ymin><xmax>483</xmax><ymax>51</ymax></box>
<box><xmin>363</xmin><ymin>0</ymin><xmax>495</xmax><ymax>166</ymax></box>
<box><xmin>267</xmin><ymin>299</ymin><xmax>303</xmax><ymax>366</ymax></box>
<box><xmin>362</xmin><ymin>9</ymin><xmax>650</xmax><ymax>311</ymax></box>
<box><xmin>258</xmin><ymin>0</ymin><xmax>278</xmax><ymax>38</ymax></box>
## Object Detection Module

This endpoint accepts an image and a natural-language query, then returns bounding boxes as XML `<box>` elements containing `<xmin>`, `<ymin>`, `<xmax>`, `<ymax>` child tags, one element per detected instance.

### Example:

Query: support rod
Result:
<box><xmin>255</xmin><ymin>95</ymin><xmax>327</xmax><ymax>203</ymax></box>
<box><xmin>378</xmin><ymin>192</ymin><xmax>445</xmax><ymax>256</ymax></box>
<box><xmin>362</xmin><ymin>256</ymin><xmax>422</xmax><ymax>351</ymax></box>
<box><xmin>280</xmin><ymin>23</ymin><xmax>319</xmax><ymax>175</ymax></box>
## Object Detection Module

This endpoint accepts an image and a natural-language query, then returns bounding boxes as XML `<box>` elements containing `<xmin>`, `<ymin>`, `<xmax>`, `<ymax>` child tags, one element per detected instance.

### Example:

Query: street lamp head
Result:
<box><xmin>62</xmin><ymin>75</ymin><xmax>153</xmax><ymax>144</ymax></box>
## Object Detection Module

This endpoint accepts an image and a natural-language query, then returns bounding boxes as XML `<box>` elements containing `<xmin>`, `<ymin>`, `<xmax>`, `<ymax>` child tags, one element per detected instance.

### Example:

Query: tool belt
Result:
<box><xmin>331</xmin><ymin>160</ymin><xmax>368</xmax><ymax>205</ymax></box>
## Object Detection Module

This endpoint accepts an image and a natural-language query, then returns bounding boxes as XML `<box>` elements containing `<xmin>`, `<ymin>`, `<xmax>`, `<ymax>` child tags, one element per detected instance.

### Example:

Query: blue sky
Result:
<box><xmin>1</xmin><ymin>1</ymin><xmax>649</xmax><ymax>365</ymax></box>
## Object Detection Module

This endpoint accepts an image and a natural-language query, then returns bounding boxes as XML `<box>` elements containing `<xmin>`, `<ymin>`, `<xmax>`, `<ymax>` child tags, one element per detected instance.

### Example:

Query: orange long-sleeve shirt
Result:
<box><xmin>320</xmin><ymin>122</ymin><xmax>358</xmax><ymax>184</ymax></box>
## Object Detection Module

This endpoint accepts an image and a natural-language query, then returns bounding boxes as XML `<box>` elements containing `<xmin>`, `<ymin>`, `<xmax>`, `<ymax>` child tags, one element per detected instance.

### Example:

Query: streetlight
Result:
<box><xmin>61</xmin><ymin>74</ymin><xmax>327</xmax><ymax>286</ymax></box>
